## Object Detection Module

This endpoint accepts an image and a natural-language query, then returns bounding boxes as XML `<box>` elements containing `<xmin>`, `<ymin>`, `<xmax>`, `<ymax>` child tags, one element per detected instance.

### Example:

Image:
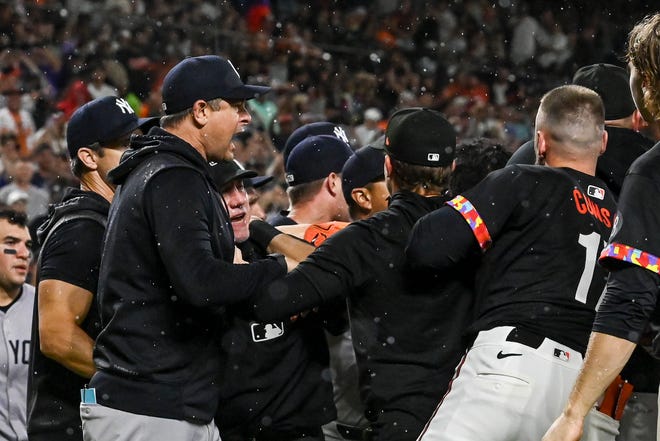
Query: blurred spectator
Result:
<box><xmin>55</xmin><ymin>80</ymin><xmax>92</xmax><ymax>120</ymax></box>
<box><xmin>30</xmin><ymin>143</ymin><xmax>76</xmax><ymax>203</ymax></box>
<box><xmin>5</xmin><ymin>189</ymin><xmax>29</xmax><ymax>215</ymax></box>
<box><xmin>0</xmin><ymin>88</ymin><xmax>35</xmax><ymax>158</ymax></box>
<box><xmin>86</xmin><ymin>64</ymin><xmax>117</xmax><ymax>99</ymax></box>
<box><xmin>29</xmin><ymin>111</ymin><xmax>67</xmax><ymax>156</ymax></box>
<box><xmin>352</xmin><ymin>107</ymin><xmax>383</xmax><ymax>148</ymax></box>
<box><xmin>0</xmin><ymin>159</ymin><xmax>49</xmax><ymax>221</ymax></box>
<box><xmin>0</xmin><ymin>133</ymin><xmax>21</xmax><ymax>186</ymax></box>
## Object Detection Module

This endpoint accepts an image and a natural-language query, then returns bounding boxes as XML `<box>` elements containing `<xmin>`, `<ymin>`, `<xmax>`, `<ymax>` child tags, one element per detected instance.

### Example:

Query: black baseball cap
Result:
<box><xmin>283</xmin><ymin>122</ymin><xmax>351</xmax><ymax>165</ymax></box>
<box><xmin>572</xmin><ymin>63</ymin><xmax>636</xmax><ymax>120</ymax></box>
<box><xmin>248</xmin><ymin>175</ymin><xmax>274</xmax><ymax>189</ymax></box>
<box><xmin>209</xmin><ymin>159</ymin><xmax>258</xmax><ymax>189</ymax></box>
<box><xmin>285</xmin><ymin>135</ymin><xmax>353</xmax><ymax>187</ymax></box>
<box><xmin>161</xmin><ymin>55</ymin><xmax>271</xmax><ymax>115</ymax></box>
<box><xmin>66</xmin><ymin>96</ymin><xmax>145</xmax><ymax>159</ymax></box>
<box><xmin>384</xmin><ymin>108</ymin><xmax>456</xmax><ymax>167</ymax></box>
<box><xmin>341</xmin><ymin>141</ymin><xmax>386</xmax><ymax>205</ymax></box>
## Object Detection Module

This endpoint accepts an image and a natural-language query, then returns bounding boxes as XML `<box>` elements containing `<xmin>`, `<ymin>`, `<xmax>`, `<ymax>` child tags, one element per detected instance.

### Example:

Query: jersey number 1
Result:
<box><xmin>575</xmin><ymin>232</ymin><xmax>604</xmax><ymax>304</ymax></box>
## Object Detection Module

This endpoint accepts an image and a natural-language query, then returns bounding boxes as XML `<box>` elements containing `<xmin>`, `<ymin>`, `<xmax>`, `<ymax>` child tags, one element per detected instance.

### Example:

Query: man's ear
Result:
<box><xmin>535</xmin><ymin>130</ymin><xmax>547</xmax><ymax>164</ymax></box>
<box><xmin>77</xmin><ymin>147</ymin><xmax>99</xmax><ymax>171</ymax></box>
<box><xmin>351</xmin><ymin>187</ymin><xmax>372</xmax><ymax>211</ymax></box>
<box><xmin>326</xmin><ymin>172</ymin><xmax>341</xmax><ymax>197</ymax></box>
<box><xmin>191</xmin><ymin>100</ymin><xmax>210</xmax><ymax>126</ymax></box>
<box><xmin>599</xmin><ymin>129</ymin><xmax>608</xmax><ymax>156</ymax></box>
<box><xmin>384</xmin><ymin>155</ymin><xmax>393</xmax><ymax>179</ymax></box>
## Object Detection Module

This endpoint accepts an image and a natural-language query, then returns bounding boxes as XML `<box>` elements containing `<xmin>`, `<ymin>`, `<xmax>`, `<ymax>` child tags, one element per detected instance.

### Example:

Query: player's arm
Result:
<box><xmin>146</xmin><ymin>170</ymin><xmax>286</xmax><ymax>308</ymax></box>
<box><xmin>247</xmin><ymin>219</ymin><xmax>316</xmax><ymax>269</ymax></box>
<box><xmin>406</xmin><ymin>205</ymin><xmax>480</xmax><ymax>271</ymax></box>
<box><xmin>268</xmin><ymin>232</ymin><xmax>315</xmax><ymax>268</ymax></box>
<box><xmin>254</xmin><ymin>229</ymin><xmax>357</xmax><ymax>322</ymax></box>
<box><xmin>37</xmin><ymin>279</ymin><xmax>95</xmax><ymax>378</ymax></box>
<box><xmin>543</xmin><ymin>332</ymin><xmax>635</xmax><ymax>441</ymax></box>
<box><xmin>544</xmin><ymin>265</ymin><xmax>658</xmax><ymax>440</ymax></box>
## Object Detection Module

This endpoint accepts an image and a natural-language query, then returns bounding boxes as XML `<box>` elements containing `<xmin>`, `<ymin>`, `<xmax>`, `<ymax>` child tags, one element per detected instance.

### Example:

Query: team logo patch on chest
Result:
<box><xmin>251</xmin><ymin>322</ymin><xmax>285</xmax><ymax>342</ymax></box>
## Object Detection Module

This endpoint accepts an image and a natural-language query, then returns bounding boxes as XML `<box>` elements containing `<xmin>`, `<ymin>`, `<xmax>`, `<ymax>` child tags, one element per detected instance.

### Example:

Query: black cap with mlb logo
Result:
<box><xmin>384</xmin><ymin>107</ymin><xmax>456</xmax><ymax>167</ymax></box>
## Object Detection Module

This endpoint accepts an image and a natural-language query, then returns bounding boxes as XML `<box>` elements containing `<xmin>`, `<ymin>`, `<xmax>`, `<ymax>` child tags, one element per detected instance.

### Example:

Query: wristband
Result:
<box><xmin>236</xmin><ymin>240</ymin><xmax>262</xmax><ymax>262</ymax></box>
<box><xmin>249</xmin><ymin>219</ymin><xmax>283</xmax><ymax>250</ymax></box>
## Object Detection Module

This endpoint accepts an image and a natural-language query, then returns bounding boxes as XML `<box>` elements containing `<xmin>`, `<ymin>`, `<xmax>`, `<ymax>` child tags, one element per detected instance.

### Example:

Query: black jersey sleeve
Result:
<box><xmin>39</xmin><ymin>219</ymin><xmax>104</xmax><ymax>293</ymax></box>
<box><xmin>254</xmin><ymin>224</ymin><xmax>368</xmax><ymax>322</ymax></box>
<box><xmin>593</xmin><ymin>265</ymin><xmax>660</xmax><ymax>342</ymax></box>
<box><xmin>145</xmin><ymin>169</ymin><xmax>286</xmax><ymax>308</ymax></box>
<box><xmin>407</xmin><ymin>166</ymin><xmax>529</xmax><ymax>271</ymax></box>
<box><xmin>600</xmin><ymin>172</ymin><xmax>660</xmax><ymax>274</ymax></box>
<box><xmin>406</xmin><ymin>206</ymin><xmax>478</xmax><ymax>271</ymax></box>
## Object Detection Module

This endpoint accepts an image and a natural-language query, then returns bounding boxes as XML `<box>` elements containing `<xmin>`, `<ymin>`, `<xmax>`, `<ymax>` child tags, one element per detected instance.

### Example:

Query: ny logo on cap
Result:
<box><xmin>333</xmin><ymin>126</ymin><xmax>349</xmax><ymax>145</ymax></box>
<box><xmin>226</xmin><ymin>59</ymin><xmax>241</xmax><ymax>80</ymax></box>
<box><xmin>115</xmin><ymin>98</ymin><xmax>135</xmax><ymax>115</ymax></box>
<box><xmin>427</xmin><ymin>153</ymin><xmax>440</xmax><ymax>162</ymax></box>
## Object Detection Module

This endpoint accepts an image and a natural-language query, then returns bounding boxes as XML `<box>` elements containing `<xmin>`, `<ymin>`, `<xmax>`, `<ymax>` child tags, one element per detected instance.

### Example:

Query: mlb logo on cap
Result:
<box><xmin>384</xmin><ymin>107</ymin><xmax>456</xmax><ymax>167</ymax></box>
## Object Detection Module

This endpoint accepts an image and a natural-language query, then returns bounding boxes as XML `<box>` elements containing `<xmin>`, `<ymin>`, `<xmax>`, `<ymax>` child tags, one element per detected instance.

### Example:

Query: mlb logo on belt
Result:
<box><xmin>553</xmin><ymin>348</ymin><xmax>570</xmax><ymax>362</ymax></box>
<box><xmin>587</xmin><ymin>185</ymin><xmax>605</xmax><ymax>200</ymax></box>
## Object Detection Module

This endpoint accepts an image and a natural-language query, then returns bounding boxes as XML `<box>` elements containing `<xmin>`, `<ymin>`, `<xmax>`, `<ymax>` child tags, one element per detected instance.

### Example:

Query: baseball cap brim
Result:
<box><xmin>222</xmin><ymin>84</ymin><xmax>272</xmax><ymax>100</ymax></box>
<box><xmin>220</xmin><ymin>169</ymin><xmax>257</xmax><ymax>188</ymax></box>
<box><xmin>248</xmin><ymin>175</ymin><xmax>274</xmax><ymax>188</ymax></box>
<box><xmin>137</xmin><ymin>117</ymin><xmax>160</xmax><ymax>132</ymax></box>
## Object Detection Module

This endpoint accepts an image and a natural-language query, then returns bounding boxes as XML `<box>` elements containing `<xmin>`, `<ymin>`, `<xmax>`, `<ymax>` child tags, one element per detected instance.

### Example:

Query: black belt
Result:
<box><xmin>505</xmin><ymin>327</ymin><xmax>585</xmax><ymax>358</ymax></box>
<box><xmin>505</xmin><ymin>327</ymin><xmax>545</xmax><ymax>349</ymax></box>
<box><xmin>336</xmin><ymin>423</ymin><xmax>373</xmax><ymax>441</ymax></box>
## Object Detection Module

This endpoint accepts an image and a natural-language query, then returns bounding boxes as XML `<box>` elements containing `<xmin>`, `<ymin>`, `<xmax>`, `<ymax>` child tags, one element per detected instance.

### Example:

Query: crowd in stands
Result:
<box><xmin>0</xmin><ymin>0</ymin><xmax>657</xmax><ymax>223</ymax></box>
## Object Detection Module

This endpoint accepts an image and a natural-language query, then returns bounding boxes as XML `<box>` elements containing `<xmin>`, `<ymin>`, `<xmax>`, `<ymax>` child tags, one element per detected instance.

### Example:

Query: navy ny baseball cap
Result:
<box><xmin>210</xmin><ymin>159</ymin><xmax>258</xmax><ymax>189</ymax></box>
<box><xmin>283</xmin><ymin>122</ymin><xmax>351</xmax><ymax>165</ymax></box>
<box><xmin>66</xmin><ymin>96</ymin><xmax>143</xmax><ymax>159</ymax></box>
<box><xmin>384</xmin><ymin>108</ymin><xmax>456</xmax><ymax>167</ymax></box>
<box><xmin>572</xmin><ymin>63</ymin><xmax>636</xmax><ymax>120</ymax></box>
<box><xmin>161</xmin><ymin>55</ymin><xmax>271</xmax><ymax>115</ymax></box>
<box><xmin>285</xmin><ymin>135</ymin><xmax>353</xmax><ymax>187</ymax></box>
<box><xmin>341</xmin><ymin>140</ymin><xmax>386</xmax><ymax>205</ymax></box>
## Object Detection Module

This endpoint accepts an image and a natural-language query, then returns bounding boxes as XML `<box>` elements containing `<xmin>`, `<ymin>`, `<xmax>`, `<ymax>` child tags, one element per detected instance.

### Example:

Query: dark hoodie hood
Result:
<box><xmin>109</xmin><ymin>127</ymin><xmax>217</xmax><ymax>188</ymax></box>
<box><xmin>37</xmin><ymin>188</ymin><xmax>110</xmax><ymax>245</ymax></box>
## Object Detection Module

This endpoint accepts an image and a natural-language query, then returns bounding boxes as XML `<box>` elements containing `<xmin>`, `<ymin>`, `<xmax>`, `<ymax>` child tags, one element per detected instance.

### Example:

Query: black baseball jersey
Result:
<box><xmin>27</xmin><ymin>188</ymin><xmax>108</xmax><ymax>441</ymax></box>
<box><xmin>255</xmin><ymin>191</ymin><xmax>474</xmax><ymax>441</ymax></box>
<box><xmin>407</xmin><ymin>165</ymin><xmax>616</xmax><ymax>354</ymax></box>
<box><xmin>596</xmin><ymin>142</ymin><xmax>660</xmax><ymax>344</ymax></box>
<box><xmin>216</xmin><ymin>307</ymin><xmax>335</xmax><ymax>439</ymax></box>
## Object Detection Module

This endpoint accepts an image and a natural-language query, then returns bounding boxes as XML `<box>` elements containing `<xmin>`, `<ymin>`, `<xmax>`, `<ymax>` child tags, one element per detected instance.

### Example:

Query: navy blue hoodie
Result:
<box><xmin>90</xmin><ymin>128</ymin><xmax>286</xmax><ymax>423</ymax></box>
